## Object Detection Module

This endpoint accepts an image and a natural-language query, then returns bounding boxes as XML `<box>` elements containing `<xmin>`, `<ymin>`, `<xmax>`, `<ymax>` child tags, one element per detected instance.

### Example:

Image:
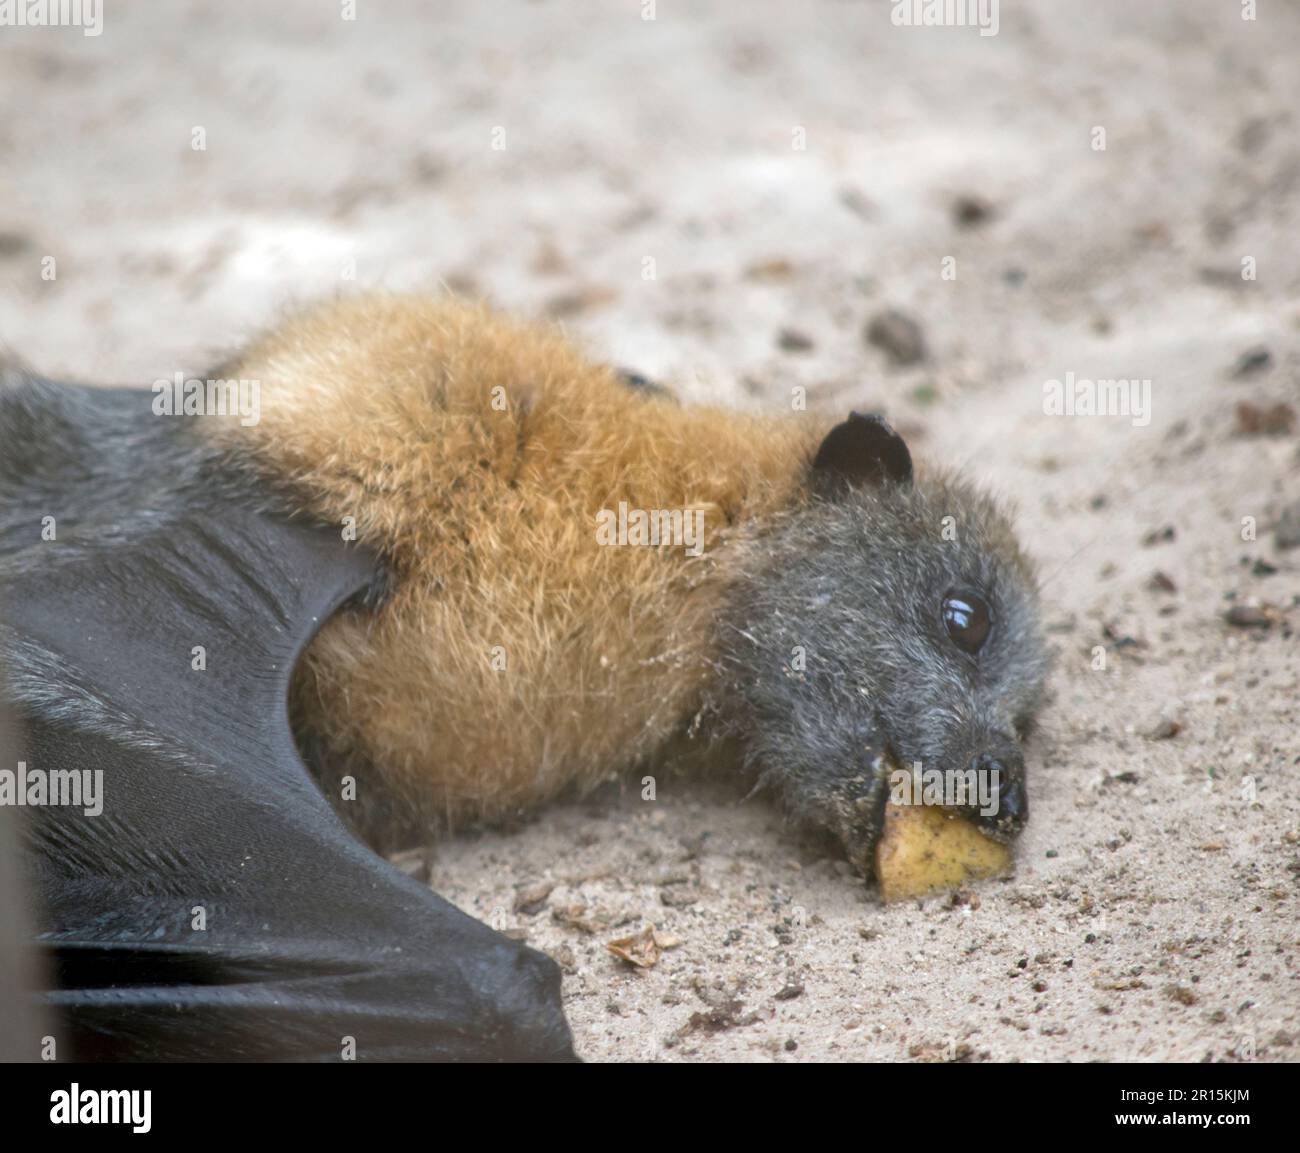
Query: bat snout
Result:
<box><xmin>967</xmin><ymin>746</ymin><xmax>1028</xmax><ymax>840</ymax></box>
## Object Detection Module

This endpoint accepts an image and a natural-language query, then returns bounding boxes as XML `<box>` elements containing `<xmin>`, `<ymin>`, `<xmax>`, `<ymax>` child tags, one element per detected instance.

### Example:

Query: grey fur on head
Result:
<box><xmin>717</xmin><ymin>414</ymin><xmax>1050</xmax><ymax>874</ymax></box>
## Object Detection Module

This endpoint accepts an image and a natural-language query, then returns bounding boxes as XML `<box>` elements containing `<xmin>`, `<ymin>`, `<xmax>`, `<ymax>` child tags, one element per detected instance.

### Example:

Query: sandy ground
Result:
<box><xmin>1</xmin><ymin>1</ymin><xmax>1297</xmax><ymax>1062</ymax></box>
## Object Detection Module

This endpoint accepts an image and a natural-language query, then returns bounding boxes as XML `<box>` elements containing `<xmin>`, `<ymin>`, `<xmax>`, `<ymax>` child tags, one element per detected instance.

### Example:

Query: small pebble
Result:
<box><xmin>777</xmin><ymin>328</ymin><xmax>815</xmax><ymax>353</ymax></box>
<box><xmin>1225</xmin><ymin>604</ymin><xmax>1274</xmax><ymax>629</ymax></box>
<box><xmin>865</xmin><ymin>308</ymin><xmax>928</xmax><ymax>367</ymax></box>
<box><xmin>1231</xmin><ymin>346</ymin><xmax>1272</xmax><ymax>377</ymax></box>
<box><xmin>952</xmin><ymin>195</ymin><xmax>995</xmax><ymax>228</ymax></box>
<box><xmin>1275</xmin><ymin>500</ymin><xmax>1300</xmax><ymax>551</ymax></box>
<box><xmin>1235</xmin><ymin>400</ymin><xmax>1295</xmax><ymax>436</ymax></box>
<box><xmin>1142</xmin><ymin>525</ymin><xmax>1176</xmax><ymax>546</ymax></box>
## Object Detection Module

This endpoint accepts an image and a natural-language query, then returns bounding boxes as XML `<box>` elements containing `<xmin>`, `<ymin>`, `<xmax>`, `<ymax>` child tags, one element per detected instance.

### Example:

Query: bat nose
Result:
<box><xmin>969</xmin><ymin>751</ymin><xmax>1027</xmax><ymax>837</ymax></box>
<box><xmin>995</xmin><ymin>771</ymin><xmax>1026</xmax><ymax>823</ymax></box>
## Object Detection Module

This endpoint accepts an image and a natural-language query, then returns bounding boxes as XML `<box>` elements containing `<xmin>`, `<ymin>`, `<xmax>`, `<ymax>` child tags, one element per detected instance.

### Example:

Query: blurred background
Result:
<box><xmin>1</xmin><ymin>1</ymin><xmax>1295</xmax><ymax>1062</ymax></box>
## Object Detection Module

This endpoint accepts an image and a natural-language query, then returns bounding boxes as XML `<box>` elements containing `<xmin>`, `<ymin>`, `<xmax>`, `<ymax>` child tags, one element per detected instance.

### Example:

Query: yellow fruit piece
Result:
<box><xmin>874</xmin><ymin>801</ymin><xmax>1012</xmax><ymax>902</ymax></box>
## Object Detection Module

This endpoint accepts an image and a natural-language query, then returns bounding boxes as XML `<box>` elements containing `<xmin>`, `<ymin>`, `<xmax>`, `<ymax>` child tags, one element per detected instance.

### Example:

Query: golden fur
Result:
<box><xmin>211</xmin><ymin>295</ymin><xmax>828</xmax><ymax>829</ymax></box>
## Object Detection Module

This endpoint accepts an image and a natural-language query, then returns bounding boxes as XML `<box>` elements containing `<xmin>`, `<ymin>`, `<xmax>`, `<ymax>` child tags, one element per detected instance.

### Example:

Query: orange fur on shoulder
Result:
<box><xmin>211</xmin><ymin>295</ymin><xmax>827</xmax><ymax>829</ymax></box>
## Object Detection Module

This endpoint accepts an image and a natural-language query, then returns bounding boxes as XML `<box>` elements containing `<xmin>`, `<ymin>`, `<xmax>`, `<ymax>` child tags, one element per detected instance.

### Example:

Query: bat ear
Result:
<box><xmin>810</xmin><ymin>411</ymin><xmax>913</xmax><ymax>496</ymax></box>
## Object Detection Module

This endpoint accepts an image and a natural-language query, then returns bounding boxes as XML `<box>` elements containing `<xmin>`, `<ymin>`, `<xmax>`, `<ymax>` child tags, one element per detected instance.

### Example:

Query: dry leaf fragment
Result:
<box><xmin>552</xmin><ymin>901</ymin><xmax>613</xmax><ymax>935</ymax></box>
<box><xmin>513</xmin><ymin>880</ymin><xmax>554</xmax><ymax>915</ymax></box>
<box><xmin>605</xmin><ymin>925</ymin><xmax>682</xmax><ymax>968</ymax></box>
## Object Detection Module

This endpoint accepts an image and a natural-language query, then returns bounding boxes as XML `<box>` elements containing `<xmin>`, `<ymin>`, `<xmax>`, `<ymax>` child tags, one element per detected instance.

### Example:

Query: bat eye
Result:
<box><xmin>942</xmin><ymin>590</ymin><xmax>991</xmax><ymax>654</ymax></box>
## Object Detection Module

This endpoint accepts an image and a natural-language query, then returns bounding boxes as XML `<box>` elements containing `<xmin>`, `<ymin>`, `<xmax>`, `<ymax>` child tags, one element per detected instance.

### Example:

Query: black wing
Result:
<box><xmin>0</xmin><ymin>372</ymin><xmax>574</xmax><ymax>1061</ymax></box>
